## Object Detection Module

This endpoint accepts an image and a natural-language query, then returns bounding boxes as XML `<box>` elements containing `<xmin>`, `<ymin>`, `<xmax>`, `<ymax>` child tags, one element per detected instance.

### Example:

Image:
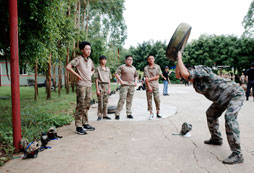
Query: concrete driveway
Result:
<box><xmin>1</xmin><ymin>84</ymin><xmax>254</xmax><ymax>173</ymax></box>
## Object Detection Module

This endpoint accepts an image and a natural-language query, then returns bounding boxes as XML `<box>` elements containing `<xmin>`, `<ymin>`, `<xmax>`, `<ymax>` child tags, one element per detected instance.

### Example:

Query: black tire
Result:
<box><xmin>166</xmin><ymin>23</ymin><xmax>192</xmax><ymax>61</ymax></box>
<box><xmin>107</xmin><ymin>106</ymin><xmax>117</xmax><ymax>114</ymax></box>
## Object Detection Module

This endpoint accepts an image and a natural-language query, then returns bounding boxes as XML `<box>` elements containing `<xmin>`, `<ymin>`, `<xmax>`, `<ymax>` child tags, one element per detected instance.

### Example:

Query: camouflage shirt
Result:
<box><xmin>189</xmin><ymin>65</ymin><xmax>240</xmax><ymax>105</ymax></box>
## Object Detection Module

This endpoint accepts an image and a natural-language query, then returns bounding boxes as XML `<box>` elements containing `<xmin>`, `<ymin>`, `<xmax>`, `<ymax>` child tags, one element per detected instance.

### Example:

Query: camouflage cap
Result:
<box><xmin>180</xmin><ymin>122</ymin><xmax>192</xmax><ymax>135</ymax></box>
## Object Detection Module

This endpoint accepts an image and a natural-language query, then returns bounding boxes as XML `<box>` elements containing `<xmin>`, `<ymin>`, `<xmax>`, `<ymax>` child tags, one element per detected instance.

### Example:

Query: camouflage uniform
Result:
<box><xmin>69</xmin><ymin>56</ymin><xmax>94</xmax><ymax>127</ymax></box>
<box><xmin>75</xmin><ymin>85</ymin><xmax>91</xmax><ymax>126</ymax></box>
<box><xmin>115</xmin><ymin>64</ymin><xmax>138</xmax><ymax>116</ymax></box>
<box><xmin>189</xmin><ymin>65</ymin><xmax>245</xmax><ymax>154</ymax></box>
<box><xmin>115</xmin><ymin>85</ymin><xmax>135</xmax><ymax>116</ymax></box>
<box><xmin>94</xmin><ymin>66</ymin><xmax>112</xmax><ymax>118</ymax></box>
<box><xmin>144</xmin><ymin>64</ymin><xmax>162</xmax><ymax>111</ymax></box>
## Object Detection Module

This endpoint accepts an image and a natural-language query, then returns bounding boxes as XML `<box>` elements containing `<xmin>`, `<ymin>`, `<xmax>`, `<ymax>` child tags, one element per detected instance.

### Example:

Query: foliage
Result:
<box><xmin>183</xmin><ymin>35</ymin><xmax>254</xmax><ymax>74</ymax></box>
<box><xmin>17</xmin><ymin>0</ymin><xmax>77</xmax><ymax>71</ymax></box>
<box><xmin>242</xmin><ymin>0</ymin><xmax>254</xmax><ymax>37</ymax></box>
<box><xmin>80</xmin><ymin>0</ymin><xmax>127</xmax><ymax>67</ymax></box>
<box><xmin>84</xmin><ymin>0</ymin><xmax>127</xmax><ymax>48</ymax></box>
<box><xmin>129</xmin><ymin>40</ymin><xmax>175</xmax><ymax>72</ymax></box>
<box><xmin>0</xmin><ymin>0</ymin><xmax>127</xmax><ymax>69</ymax></box>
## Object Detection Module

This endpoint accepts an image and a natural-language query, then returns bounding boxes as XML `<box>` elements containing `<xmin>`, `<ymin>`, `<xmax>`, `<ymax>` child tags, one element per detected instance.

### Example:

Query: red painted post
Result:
<box><xmin>0</xmin><ymin>63</ymin><xmax>1</xmax><ymax>87</ymax></box>
<box><xmin>9</xmin><ymin>0</ymin><xmax>21</xmax><ymax>152</ymax></box>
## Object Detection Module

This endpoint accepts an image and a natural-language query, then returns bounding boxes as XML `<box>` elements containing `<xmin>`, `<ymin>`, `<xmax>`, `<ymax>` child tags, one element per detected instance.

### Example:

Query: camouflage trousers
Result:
<box><xmin>97</xmin><ymin>83</ymin><xmax>109</xmax><ymax>118</ymax></box>
<box><xmin>146</xmin><ymin>87</ymin><xmax>160</xmax><ymax>111</ymax></box>
<box><xmin>206</xmin><ymin>87</ymin><xmax>245</xmax><ymax>154</ymax></box>
<box><xmin>115</xmin><ymin>85</ymin><xmax>135</xmax><ymax>116</ymax></box>
<box><xmin>74</xmin><ymin>85</ymin><xmax>91</xmax><ymax>127</ymax></box>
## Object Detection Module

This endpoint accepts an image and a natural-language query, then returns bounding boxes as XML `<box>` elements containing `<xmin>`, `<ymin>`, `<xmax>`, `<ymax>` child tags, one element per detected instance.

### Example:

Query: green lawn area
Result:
<box><xmin>0</xmin><ymin>83</ymin><xmax>117</xmax><ymax>166</ymax></box>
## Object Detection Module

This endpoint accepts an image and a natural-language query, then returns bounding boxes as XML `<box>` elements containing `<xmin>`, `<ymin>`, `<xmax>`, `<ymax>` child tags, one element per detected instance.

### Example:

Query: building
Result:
<box><xmin>0</xmin><ymin>60</ymin><xmax>65</xmax><ymax>87</ymax></box>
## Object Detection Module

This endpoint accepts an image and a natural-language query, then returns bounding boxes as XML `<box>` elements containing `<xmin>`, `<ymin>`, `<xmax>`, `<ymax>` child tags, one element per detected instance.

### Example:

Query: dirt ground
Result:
<box><xmin>1</xmin><ymin>84</ymin><xmax>254</xmax><ymax>173</ymax></box>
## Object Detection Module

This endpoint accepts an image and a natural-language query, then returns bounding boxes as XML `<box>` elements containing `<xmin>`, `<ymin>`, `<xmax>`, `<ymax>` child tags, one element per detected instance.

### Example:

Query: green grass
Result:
<box><xmin>0</xmin><ymin>83</ymin><xmax>117</xmax><ymax>166</ymax></box>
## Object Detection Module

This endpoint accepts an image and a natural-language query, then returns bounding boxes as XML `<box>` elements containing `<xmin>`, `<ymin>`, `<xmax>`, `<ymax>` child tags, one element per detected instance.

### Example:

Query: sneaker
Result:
<box><xmin>83</xmin><ymin>124</ymin><xmax>95</xmax><ymax>131</ymax></box>
<box><xmin>204</xmin><ymin>138</ymin><xmax>223</xmax><ymax>145</ymax></box>
<box><xmin>76</xmin><ymin>127</ymin><xmax>87</xmax><ymax>135</ymax></box>
<box><xmin>157</xmin><ymin>114</ymin><xmax>162</xmax><ymax>118</ymax></box>
<box><xmin>115</xmin><ymin>115</ymin><xmax>120</xmax><ymax>120</ymax></box>
<box><xmin>222</xmin><ymin>152</ymin><xmax>244</xmax><ymax>164</ymax></box>
<box><xmin>149</xmin><ymin>113</ymin><xmax>154</xmax><ymax>120</ymax></box>
<box><xmin>127</xmin><ymin>115</ymin><xmax>133</xmax><ymax>119</ymax></box>
<box><xmin>97</xmin><ymin>117</ymin><xmax>102</xmax><ymax>121</ymax></box>
<box><xmin>246</xmin><ymin>97</ymin><xmax>249</xmax><ymax>101</ymax></box>
<box><xmin>103</xmin><ymin>116</ymin><xmax>111</xmax><ymax>120</ymax></box>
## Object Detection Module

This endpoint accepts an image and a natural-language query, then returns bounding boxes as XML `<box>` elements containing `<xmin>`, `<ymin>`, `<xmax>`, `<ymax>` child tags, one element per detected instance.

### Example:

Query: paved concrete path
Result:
<box><xmin>1</xmin><ymin>84</ymin><xmax>254</xmax><ymax>173</ymax></box>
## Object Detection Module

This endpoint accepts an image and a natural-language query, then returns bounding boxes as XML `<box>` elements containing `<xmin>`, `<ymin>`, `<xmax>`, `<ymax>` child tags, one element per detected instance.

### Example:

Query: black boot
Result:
<box><xmin>204</xmin><ymin>138</ymin><xmax>222</xmax><ymax>145</ymax></box>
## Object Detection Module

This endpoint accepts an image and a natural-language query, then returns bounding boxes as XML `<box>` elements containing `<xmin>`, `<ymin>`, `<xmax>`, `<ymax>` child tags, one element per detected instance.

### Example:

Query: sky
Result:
<box><xmin>123</xmin><ymin>0</ymin><xmax>252</xmax><ymax>48</ymax></box>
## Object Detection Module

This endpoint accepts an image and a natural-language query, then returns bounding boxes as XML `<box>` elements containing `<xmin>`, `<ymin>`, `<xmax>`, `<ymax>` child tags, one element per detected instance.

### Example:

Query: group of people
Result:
<box><xmin>66</xmin><ymin>41</ymin><xmax>165</xmax><ymax>135</ymax></box>
<box><xmin>67</xmin><ymin>41</ymin><xmax>246</xmax><ymax>165</ymax></box>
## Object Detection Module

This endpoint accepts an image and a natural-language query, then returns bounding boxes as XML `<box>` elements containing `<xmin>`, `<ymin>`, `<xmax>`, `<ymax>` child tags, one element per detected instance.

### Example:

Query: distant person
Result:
<box><xmin>230</xmin><ymin>72</ymin><xmax>235</xmax><ymax>81</ymax></box>
<box><xmin>239</xmin><ymin>72</ymin><xmax>246</xmax><ymax>91</ymax></box>
<box><xmin>162</xmin><ymin>66</ymin><xmax>170</xmax><ymax>96</ymax></box>
<box><xmin>239</xmin><ymin>72</ymin><xmax>245</xmax><ymax>86</ymax></box>
<box><xmin>245</xmin><ymin>63</ymin><xmax>254</xmax><ymax>101</ymax></box>
<box><xmin>176</xmin><ymin>51</ymin><xmax>245</xmax><ymax>164</ymax></box>
<box><xmin>66</xmin><ymin>41</ymin><xmax>95</xmax><ymax>135</ymax></box>
<box><xmin>114</xmin><ymin>55</ymin><xmax>138</xmax><ymax>120</ymax></box>
<box><xmin>94</xmin><ymin>55</ymin><xmax>112</xmax><ymax>121</ymax></box>
<box><xmin>144</xmin><ymin>55</ymin><xmax>162</xmax><ymax>120</ymax></box>
<box><xmin>136</xmin><ymin>78</ymin><xmax>146</xmax><ymax>91</ymax></box>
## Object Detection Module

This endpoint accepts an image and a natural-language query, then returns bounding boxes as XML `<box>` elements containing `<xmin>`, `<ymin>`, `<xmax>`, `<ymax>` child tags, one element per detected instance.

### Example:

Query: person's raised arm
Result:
<box><xmin>176</xmin><ymin>51</ymin><xmax>190</xmax><ymax>81</ymax></box>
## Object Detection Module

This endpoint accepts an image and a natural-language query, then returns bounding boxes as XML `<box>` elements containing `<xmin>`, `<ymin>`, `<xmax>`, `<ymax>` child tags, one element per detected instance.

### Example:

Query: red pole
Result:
<box><xmin>0</xmin><ymin>63</ymin><xmax>2</xmax><ymax>87</ymax></box>
<box><xmin>9</xmin><ymin>0</ymin><xmax>21</xmax><ymax>152</ymax></box>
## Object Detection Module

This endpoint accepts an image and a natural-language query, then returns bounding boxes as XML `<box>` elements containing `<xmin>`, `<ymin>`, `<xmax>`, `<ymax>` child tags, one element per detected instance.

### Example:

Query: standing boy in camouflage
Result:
<box><xmin>115</xmin><ymin>55</ymin><xmax>138</xmax><ymax>120</ymax></box>
<box><xmin>94</xmin><ymin>55</ymin><xmax>112</xmax><ymax>121</ymax></box>
<box><xmin>144</xmin><ymin>55</ymin><xmax>162</xmax><ymax>120</ymax></box>
<box><xmin>66</xmin><ymin>41</ymin><xmax>95</xmax><ymax>135</ymax></box>
<box><xmin>176</xmin><ymin>51</ymin><xmax>245</xmax><ymax>164</ymax></box>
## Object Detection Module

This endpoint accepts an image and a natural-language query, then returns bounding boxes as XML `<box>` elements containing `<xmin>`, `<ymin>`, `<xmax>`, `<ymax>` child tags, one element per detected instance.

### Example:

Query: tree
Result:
<box><xmin>183</xmin><ymin>35</ymin><xmax>254</xmax><ymax>74</ymax></box>
<box><xmin>242</xmin><ymin>0</ymin><xmax>254</xmax><ymax>37</ymax></box>
<box><xmin>129</xmin><ymin>40</ymin><xmax>175</xmax><ymax>72</ymax></box>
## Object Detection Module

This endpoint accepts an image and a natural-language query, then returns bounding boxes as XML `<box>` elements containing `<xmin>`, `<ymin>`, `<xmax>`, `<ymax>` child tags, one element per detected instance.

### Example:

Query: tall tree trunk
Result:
<box><xmin>58</xmin><ymin>62</ymin><xmax>62</xmax><ymax>97</ymax></box>
<box><xmin>85</xmin><ymin>0</ymin><xmax>89</xmax><ymax>39</ymax></box>
<box><xmin>34</xmin><ymin>59</ymin><xmax>38</xmax><ymax>101</ymax></box>
<box><xmin>82</xmin><ymin>0</ymin><xmax>87</xmax><ymax>30</ymax></box>
<box><xmin>5</xmin><ymin>57</ymin><xmax>10</xmax><ymax>81</ymax></box>
<box><xmin>71</xmin><ymin>46</ymin><xmax>76</xmax><ymax>93</ymax></box>
<box><xmin>77</xmin><ymin>0</ymin><xmax>81</xmax><ymax>32</ymax></box>
<box><xmin>0</xmin><ymin>62</ymin><xmax>1</xmax><ymax>87</ymax></box>
<box><xmin>65</xmin><ymin>2</ymin><xmax>71</xmax><ymax>94</ymax></box>
<box><xmin>53</xmin><ymin>64</ymin><xmax>56</xmax><ymax>92</ymax></box>
<box><xmin>118</xmin><ymin>48</ymin><xmax>120</xmax><ymax>63</ymax></box>
<box><xmin>46</xmin><ymin>52</ymin><xmax>52</xmax><ymax>100</ymax></box>
<box><xmin>66</xmin><ymin>47</ymin><xmax>70</xmax><ymax>94</ymax></box>
<box><xmin>70</xmin><ymin>0</ymin><xmax>79</xmax><ymax>93</ymax></box>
